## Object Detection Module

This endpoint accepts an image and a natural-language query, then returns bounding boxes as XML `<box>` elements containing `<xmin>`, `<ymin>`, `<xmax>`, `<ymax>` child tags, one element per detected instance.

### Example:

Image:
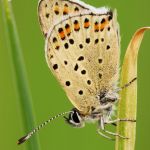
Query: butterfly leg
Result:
<box><xmin>97</xmin><ymin>129</ymin><xmax>114</xmax><ymax>140</ymax></box>
<box><xmin>97</xmin><ymin>117</ymin><xmax>128</xmax><ymax>140</ymax></box>
<box><xmin>97</xmin><ymin>128</ymin><xmax>128</xmax><ymax>140</ymax></box>
<box><xmin>102</xmin><ymin>118</ymin><xmax>136</xmax><ymax>139</ymax></box>
<box><xmin>97</xmin><ymin>117</ymin><xmax>114</xmax><ymax>140</ymax></box>
<box><xmin>121</xmin><ymin>77</ymin><xmax>137</xmax><ymax>89</ymax></box>
<box><xmin>105</xmin><ymin>118</ymin><xmax>136</xmax><ymax>124</ymax></box>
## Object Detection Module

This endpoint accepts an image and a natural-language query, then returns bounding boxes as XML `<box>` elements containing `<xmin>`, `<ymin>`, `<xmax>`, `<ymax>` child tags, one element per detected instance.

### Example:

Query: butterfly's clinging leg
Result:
<box><xmin>97</xmin><ymin>117</ymin><xmax>114</xmax><ymax>140</ymax></box>
<box><xmin>105</xmin><ymin>118</ymin><xmax>136</xmax><ymax>124</ymax></box>
<box><xmin>121</xmin><ymin>77</ymin><xmax>137</xmax><ymax>90</ymax></box>
<box><xmin>97</xmin><ymin>129</ymin><xmax>114</xmax><ymax>140</ymax></box>
<box><xmin>102</xmin><ymin>130</ymin><xmax>128</xmax><ymax>139</ymax></box>
<box><xmin>98</xmin><ymin>117</ymin><xmax>128</xmax><ymax>140</ymax></box>
<box><xmin>116</xmin><ymin>77</ymin><xmax>137</xmax><ymax>92</ymax></box>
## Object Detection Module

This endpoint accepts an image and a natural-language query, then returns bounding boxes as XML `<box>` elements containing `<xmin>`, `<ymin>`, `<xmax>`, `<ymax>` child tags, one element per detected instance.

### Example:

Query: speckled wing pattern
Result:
<box><xmin>45</xmin><ymin>6</ymin><xmax>120</xmax><ymax>114</ymax></box>
<box><xmin>38</xmin><ymin>0</ymin><xmax>120</xmax><ymax>113</ymax></box>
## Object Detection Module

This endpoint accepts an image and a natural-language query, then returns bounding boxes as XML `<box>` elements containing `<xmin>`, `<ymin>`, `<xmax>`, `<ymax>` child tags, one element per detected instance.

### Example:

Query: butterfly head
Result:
<box><xmin>64</xmin><ymin>108</ymin><xmax>85</xmax><ymax>128</ymax></box>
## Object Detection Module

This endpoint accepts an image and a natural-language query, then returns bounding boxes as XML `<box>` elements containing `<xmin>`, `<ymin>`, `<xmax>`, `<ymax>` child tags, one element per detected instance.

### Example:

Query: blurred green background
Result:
<box><xmin>0</xmin><ymin>0</ymin><xmax>150</xmax><ymax>150</ymax></box>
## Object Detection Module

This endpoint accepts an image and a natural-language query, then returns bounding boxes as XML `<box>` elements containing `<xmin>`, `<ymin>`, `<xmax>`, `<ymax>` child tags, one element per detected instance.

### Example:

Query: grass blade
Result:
<box><xmin>1</xmin><ymin>0</ymin><xmax>41</xmax><ymax>149</ymax></box>
<box><xmin>115</xmin><ymin>27</ymin><xmax>150</xmax><ymax>150</ymax></box>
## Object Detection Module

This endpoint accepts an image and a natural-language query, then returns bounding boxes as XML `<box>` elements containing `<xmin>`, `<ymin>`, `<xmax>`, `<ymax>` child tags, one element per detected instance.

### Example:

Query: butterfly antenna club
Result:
<box><xmin>17</xmin><ymin>111</ymin><xmax>72</xmax><ymax>145</ymax></box>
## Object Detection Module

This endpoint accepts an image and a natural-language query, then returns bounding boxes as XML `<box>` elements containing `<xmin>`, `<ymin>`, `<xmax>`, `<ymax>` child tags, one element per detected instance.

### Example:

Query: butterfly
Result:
<box><xmin>18</xmin><ymin>0</ymin><xmax>136</xmax><ymax>144</ymax></box>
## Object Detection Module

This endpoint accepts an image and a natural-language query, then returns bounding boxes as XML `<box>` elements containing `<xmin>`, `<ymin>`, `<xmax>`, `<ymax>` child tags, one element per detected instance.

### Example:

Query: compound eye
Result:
<box><xmin>72</xmin><ymin>111</ymin><xmax>80</xmax><ymax>123</ymax></box>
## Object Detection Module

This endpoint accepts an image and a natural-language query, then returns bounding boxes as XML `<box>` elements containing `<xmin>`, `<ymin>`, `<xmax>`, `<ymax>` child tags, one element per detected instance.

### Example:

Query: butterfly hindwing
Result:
<box><xmin>45</xmin><ymin>11</ymin><xmax>120</xmax><ymax>114</ymax></box>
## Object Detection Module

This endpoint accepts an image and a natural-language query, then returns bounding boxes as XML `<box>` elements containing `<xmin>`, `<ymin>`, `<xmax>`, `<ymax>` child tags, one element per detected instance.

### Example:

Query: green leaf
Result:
<box><xmin>115</xmin><ymin>27</ymin><xmax>150</xmax><ymax>150</ymax></box>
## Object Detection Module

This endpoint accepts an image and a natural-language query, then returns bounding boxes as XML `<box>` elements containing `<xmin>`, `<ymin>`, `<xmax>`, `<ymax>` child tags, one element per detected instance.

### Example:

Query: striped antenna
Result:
<box><xmin>17</xmin><ymin>111</ymin><xmax>72</xmax><ymax>145</ymax></box>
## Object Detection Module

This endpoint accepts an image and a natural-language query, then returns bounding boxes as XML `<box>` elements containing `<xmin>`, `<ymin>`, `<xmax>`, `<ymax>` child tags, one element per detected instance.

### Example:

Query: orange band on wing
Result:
<box><xmin>84</xmin><ymin>22</ymin><xmax>90</xmax><ymax>28</ymax></box>
<box><xmin>74</xmin><ymin>23</ymin><xmax>80</xmax><ymax>31</ymax></box>
<box><xmin>66</xmin><ymin>28</ymin><xmax>71</xmax><ymax>35</ymax></box>
<box><xmin>100</xmin><ymin>20</ymin><xmax>109</xmax><ymax>30</ymax></box>
<box><xmin>94</xmin><ymin>22</ymin><xmax>99</xmax><ymax>32</ymax></box>
<box><xmin>63</xmin><ymin>7</ymin><xmax>69</xmax><ymax>15</ymax></box>
<box><xmin>59</xmin><ymin>31</ymin><xmax>66</xmax><ymax>40</ymax></box>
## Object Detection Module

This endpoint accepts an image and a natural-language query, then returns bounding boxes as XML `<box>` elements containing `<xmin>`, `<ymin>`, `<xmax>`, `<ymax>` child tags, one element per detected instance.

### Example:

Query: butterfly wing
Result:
<box><xmin>38</xmin><ymin>0</ymin><xmax>108</xmax><ymax>38</ymax></box>
<box><xmin>45</xmin><ymin>10</ymin><xmax>120</xmax><ymax>114</ymax></box>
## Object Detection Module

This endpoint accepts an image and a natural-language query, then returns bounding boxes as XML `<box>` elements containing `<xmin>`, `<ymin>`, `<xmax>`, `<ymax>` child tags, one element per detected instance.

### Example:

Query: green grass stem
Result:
<box><xmin>115</xmin><ymin>27</ymin><xmax>150</xmax><ymax>150</ymax></box>
<box><xmin>1</xmin><ymin>0</ymin><xmax>41</xmax><ymax>149</ymax></box>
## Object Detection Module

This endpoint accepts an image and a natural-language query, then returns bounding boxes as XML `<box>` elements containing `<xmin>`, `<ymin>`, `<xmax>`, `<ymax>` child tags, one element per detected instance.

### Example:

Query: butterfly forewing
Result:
<box><xmin>45</xmin><ymin>11</ymin><xmax>120</xmax><ymax>114</ymax></box>
<box><xmin>38</xmin><ymin>0</ymin><xmax>93</xmax><ymax>37</ymax></box>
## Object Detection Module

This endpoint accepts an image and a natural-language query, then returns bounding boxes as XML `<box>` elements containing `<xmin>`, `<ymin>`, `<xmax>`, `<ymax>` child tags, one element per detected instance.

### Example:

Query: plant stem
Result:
<box><xmin>115</xmin><ymin>27</ymin><xmax>150</xmax><ymax>150</ymax></box>
<box><xmin>1</xmin><ymin>0</ymin><xmax>41</xmax><ymax>149</ymax></box>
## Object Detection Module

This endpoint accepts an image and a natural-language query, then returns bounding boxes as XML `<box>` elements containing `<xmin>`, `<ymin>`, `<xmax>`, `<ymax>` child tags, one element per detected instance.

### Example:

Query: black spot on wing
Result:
<box><xmin>46</xmin><ymin>13</ymin><xmax>50</xmax><ymax>18</ymax></box>
<box><xmin>106</xmin><ymin>45</ymin><xmax>110</xmax><ymax>50</ymax></box>
<box><xmin>86</xmin><ymin>38</ymin><xmax>90</xmax><ymax>44</ymax></box>
<box><xmin>74</xmin><ymin>64</ymin><xmax>79</xmax><ymax>71</ymax></box>
<box><xmin>101</xmin><ymin>18</ymin><xmax>105</xmax><ymax>24</ymax></box>
<box><xmin>95</xmin><ymin>39</ymin><xmax>99</xmax><ymax>44</ymax></box>
<box><xmin>98</xmin><ymin>59</ymin><xmax>103</xmax><ymax>64</ymax></box>
<box><xmin>66</xmin><ymin>81</ymin><xmax>71</xmax><ymax>86</ymax></box>
<box><xmin>78</xmin><ymin>56</ymin><xmax>84</xmax><ymax>61</ymax></box>
<box><xmin>78</xmin><ymin>90</ymin><xmax>83</xmax><ymax>95</ymax></box>
<box><xmin>81</xmin><ymin>70</ymin><xmax>86</xmax><ymax>75</ymax></box>
<box><xmin>87</xmin><ymin>80</ymin><xmax>91</xmax><ymax>85</ymax></box>
<box><xmin>64</xmin><ymin>43</ymin><xmax>69</xmax><ymax>49</ymax></box>
<box><xmin>64</xmin><ymin>60</ymin><xmax>68</xmax><ymax>65</ymax></box>
<box><xmin>69</xmin><ymin>39</ymin><xmax>74</xmax><ymax>44</ymax></box>
<box><xmin>74</xmin><ymin>7</ymin><xmax>79</xmax><ymax>11</ymax></box>
<box><xmin>101</xmin><ymin>38</ymin><xmax>104</xmax><ymax>42</ymax></box>
<box><xmin>53</xmin><ymin>64</ymin><xmax>58</xmax><ymax>70</ymax></box>
<box><xmin>79</xmin><ymin>44</ymin><xmax>83</xmax><ymax>49</ymax></box>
